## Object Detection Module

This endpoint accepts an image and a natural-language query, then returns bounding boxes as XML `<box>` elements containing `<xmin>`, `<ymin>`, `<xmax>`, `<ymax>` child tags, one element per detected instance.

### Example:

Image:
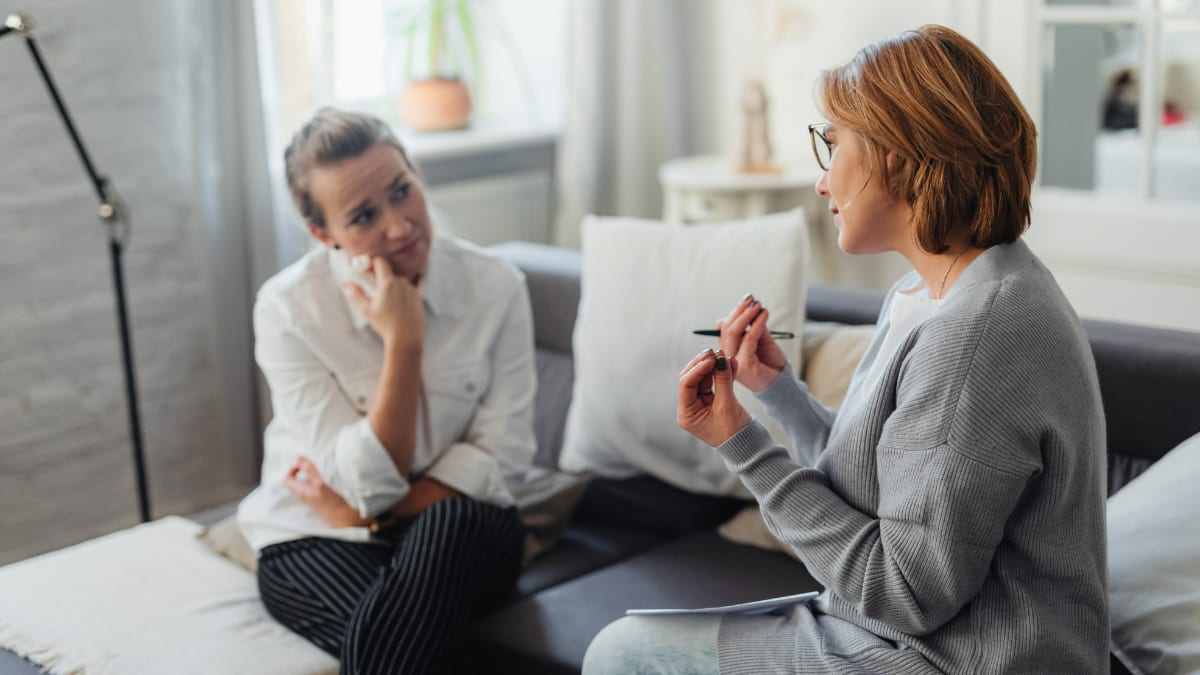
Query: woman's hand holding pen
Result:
<box><xmin>717</xmin><ymin>294</ymin><xmax>787</xmax><ymax>392</ymax></box>
<box><xmin>344</xmin><ymin>256</ymin><xmax>425</xmax><ymax>350</ymax></box>
<box><xmin>677</xmin><ymin>349</ymin><xmax>752</xmax><ymax>447</ymax></box>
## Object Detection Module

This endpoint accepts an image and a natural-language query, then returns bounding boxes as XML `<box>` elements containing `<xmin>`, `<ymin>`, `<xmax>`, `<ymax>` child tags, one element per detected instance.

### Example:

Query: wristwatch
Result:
<box><xmin>368</xmin><ymin>510</ymin><xmax>402</xmax><ymax>535</ymax></box>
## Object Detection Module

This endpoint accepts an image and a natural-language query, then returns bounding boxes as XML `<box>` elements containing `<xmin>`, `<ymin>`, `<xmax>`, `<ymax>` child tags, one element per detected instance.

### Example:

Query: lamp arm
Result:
<box><xmin>2</xmin><ymin>13</ymin><xmax>116</xmax><ymax>216</ymax></box>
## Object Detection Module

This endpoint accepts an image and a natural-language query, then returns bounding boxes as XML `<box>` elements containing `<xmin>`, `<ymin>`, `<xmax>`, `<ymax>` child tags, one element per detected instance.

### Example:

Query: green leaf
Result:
<box><xmin>400</xmin><ymin>0</ymin><xmax>435</xmax><ymax>82</ymax></box>
<box><xmin>429</xmin><ymin>0</ymin><xmax>446</xmax><ymax>78</ymax></box>
<box><xmin>454</xmin><ymin>0</ymin><xmax>481</xmax><ymax>80</ymax></box>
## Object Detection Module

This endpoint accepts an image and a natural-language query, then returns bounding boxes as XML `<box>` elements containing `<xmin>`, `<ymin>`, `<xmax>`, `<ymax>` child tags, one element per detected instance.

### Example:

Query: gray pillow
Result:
<box><xmin>1108</xmin><ymin>432</ymin><xmax>1200</xmax><ymax>675</ymax></box>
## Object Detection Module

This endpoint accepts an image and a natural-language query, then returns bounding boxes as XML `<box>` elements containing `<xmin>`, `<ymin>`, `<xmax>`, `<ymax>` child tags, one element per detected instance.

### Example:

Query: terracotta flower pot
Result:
<box><xmin>401</xmin><ymin>78</ymin><xmax>472</xmax><ymax>132</ymax></box>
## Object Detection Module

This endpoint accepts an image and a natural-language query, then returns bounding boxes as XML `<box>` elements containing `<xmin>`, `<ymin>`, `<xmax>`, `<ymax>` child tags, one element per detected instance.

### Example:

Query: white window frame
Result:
<box><xmin>1029</xmin><ymin>1</ymin><xmax>1200</xmax><ymax>199</ymax></box>
<box><xmin>955</xmin><ymin>0</ymin><xmax>1200</xmax><ymax>333</ymax></box>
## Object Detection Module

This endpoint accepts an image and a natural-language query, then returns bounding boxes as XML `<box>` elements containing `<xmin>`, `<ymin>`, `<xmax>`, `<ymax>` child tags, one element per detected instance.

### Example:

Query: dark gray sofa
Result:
<box><xmin>3</xmin><ymin>240</ymin><xmax>1197</xmax><ymax>675</ymax></box>
<box><xmin>456</xmin><ymin>241</ymin><xmax>1200</xmax><ymax>675</ymax></box>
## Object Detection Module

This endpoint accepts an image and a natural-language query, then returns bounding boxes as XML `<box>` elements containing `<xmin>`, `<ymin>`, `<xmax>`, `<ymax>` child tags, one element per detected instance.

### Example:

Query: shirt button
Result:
<box><xmin>357</xmin><ymin>395</ymin><xmax>366</xmax><ymax>405</ymax></box>
<box><xmin>465</xmin><ymin>383</ymin><xmax>476</xmax><ymax>394</ymax></box>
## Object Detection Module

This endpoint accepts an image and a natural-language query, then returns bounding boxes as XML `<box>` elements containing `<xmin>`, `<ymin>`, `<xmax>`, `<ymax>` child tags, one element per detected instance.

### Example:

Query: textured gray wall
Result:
<box><xmin>0</xmin><ymin>1</ymin><xmax>252</xmax><ymax>564</ymax></box>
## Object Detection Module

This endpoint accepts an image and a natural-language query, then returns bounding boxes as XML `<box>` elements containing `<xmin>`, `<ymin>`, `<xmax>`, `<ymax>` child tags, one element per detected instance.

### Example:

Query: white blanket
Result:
<box><xmin>0</xmin><ymin>517</ymin><xmax>336</xmax><ymax>675</ymax></box>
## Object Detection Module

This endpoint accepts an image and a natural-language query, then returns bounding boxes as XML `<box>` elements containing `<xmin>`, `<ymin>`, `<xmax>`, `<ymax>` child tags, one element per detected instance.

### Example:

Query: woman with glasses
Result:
<box><xmin>585</xmin><ymin>24</ymin><xmax>1107</xmax><ymax>674</ymax></box>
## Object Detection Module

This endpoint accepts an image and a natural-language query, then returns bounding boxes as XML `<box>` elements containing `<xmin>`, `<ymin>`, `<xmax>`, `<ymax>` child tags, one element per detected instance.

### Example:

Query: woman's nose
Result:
<box><xmin>815</xmin><ymin>171</ymin><xmax>831</xmax><ymax>198</ymax></box>
<box><xmin>384</xmin><ymin>208</ymin><xmax>413</xmax><ymax>238</ymax></box>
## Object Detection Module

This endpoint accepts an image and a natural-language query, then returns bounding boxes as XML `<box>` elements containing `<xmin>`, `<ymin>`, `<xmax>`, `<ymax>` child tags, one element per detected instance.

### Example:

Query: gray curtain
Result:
<box><xmin>553</xmin><ymin>0</ymin><xmax>719</xmax><ymax>247</ymax></box>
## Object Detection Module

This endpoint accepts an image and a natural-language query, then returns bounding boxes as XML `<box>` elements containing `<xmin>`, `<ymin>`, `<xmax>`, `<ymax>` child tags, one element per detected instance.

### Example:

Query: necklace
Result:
<box><xmin>936</xmin><ymin>249</ymin><xmax>968</xmax><ymax>300</ymax></box>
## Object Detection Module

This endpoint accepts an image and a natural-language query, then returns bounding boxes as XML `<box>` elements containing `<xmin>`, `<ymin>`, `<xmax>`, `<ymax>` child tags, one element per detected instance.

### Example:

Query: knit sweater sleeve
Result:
<box><xmin>715</xmin><ymin>282</ymin><xmax>1045</xmax><ymax>637</ymax></box>
<box><xmin>752</xmin><ymin>363</ymin><xmax>835</xmax><ymax>466</ymax></box>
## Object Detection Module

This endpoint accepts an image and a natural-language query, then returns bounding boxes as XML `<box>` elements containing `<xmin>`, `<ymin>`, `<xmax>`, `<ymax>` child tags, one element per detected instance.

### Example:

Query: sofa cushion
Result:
<box><xmin>573</xmin><ymin>474</ymin><xmax>751</xmax><ymax>538</ymax></box>
<box><xmin>490</xmin><ymin>241</ymin><xmax>582</xmax><ymax>355</ymax></box>
<box><xmin>512</xmin><ymin>521</ymin><xmax>665</xmax><ymax>600</ymax></box>
<box><xmin>1083</xmin><ymin>320</ymin><xmax>1200</xmax><ymax>465</ymax></box>
<box><xmin>533</xmin><ymin>348</ymin><xmax>574</xmax><ymax>470</ymax></box>
<box><xmin>559</xmin><ymin>212</ymin><xmax>810</xmax><ymax>497</ymax></box>
<box><xmin>464</xmin><ymin>531</ymin><xmax>822</xmax><ymax>673</ymax></box>
<box><xmin>1108</xmin><ymin>432</ymin><xmax>1200</xmax><ymax>675</ymax></box>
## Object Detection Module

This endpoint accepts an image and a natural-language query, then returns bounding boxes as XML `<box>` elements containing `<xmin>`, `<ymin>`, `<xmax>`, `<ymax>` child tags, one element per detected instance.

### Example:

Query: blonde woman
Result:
<box><xmin>237</xmin><ymin>109</ymin><xmax>536</xmax><ymax>674</ymax></box>
<box><xmin>586</xmin><ymin>25</ymin><xmax>1106</xmax><ymax>674</ymax></box>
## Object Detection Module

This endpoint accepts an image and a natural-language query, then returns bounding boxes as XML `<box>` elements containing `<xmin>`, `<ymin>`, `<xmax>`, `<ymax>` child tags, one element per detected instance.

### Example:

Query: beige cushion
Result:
<box><xmin>800</xmin><ymin>321</ymin><xmax>876</xmax><ymax>410</ymax></box>
<box><xmin>717</xmin><ymin>321</ymin><xmax>877</xmax><ymax>554</ymax></box>
<box><xmin>515</xmin><ymin>467</ymin><xmax>591</xmax><ymax>567</ymax></box>
<box><xmin>559</xmin><ymin>211</ymin><xmax>810</xmax><ymax>497</ymax></box>
<box><xmin>716</xmin><ymin>506</ymin><xmax>800</xmax><ymax>561</ymax></box>
<box><xmin>197</xmin><ymin>512</ymin><xmax>258</xmax><ymax>573</ymax></box>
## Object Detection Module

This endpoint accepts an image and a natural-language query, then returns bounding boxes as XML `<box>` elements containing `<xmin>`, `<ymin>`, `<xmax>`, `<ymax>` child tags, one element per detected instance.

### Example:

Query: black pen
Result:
<box><xmin>693</xmin><ymin>329</ymin><xmax>795</xmax><ymax>340</ymax></box>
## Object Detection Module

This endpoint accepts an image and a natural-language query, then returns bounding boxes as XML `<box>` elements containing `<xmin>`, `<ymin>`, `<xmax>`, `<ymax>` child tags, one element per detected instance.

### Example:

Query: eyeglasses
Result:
<box><xmin>808</xmin><ymin>123</ymin><xmax>832</xmax><ymax>171</ymax></box>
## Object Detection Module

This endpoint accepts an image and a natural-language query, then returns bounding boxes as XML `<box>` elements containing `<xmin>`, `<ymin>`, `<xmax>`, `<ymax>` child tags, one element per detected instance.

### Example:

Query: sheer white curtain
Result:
<box><xmin>554</xmin><ymin>0</ymin><xmax>717</xmax><ymax>247</ymax></box>
<box><xmin>190</xmin><ymin>0</ymin><xmax>297</xmax><ymax>475</ymax></box>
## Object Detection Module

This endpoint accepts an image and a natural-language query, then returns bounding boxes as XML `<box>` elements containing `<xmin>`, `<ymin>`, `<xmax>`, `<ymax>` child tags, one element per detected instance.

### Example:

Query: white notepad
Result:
<box><xmin>626</xmin><ymin>591</ymin><xmax>818</xmax><ymax>616</ymax></box>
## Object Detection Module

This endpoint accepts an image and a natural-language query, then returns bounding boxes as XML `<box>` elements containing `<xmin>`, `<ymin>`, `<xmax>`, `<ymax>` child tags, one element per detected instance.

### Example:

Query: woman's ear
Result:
<box><xmin>886</xmin><ymin>150</ymin><xmax>898</xmax><ymax>173</ymax></box>
<box><xmin>307</xmin><ymin>223</ymin><xmax>338</xmax><ymax>249</ymax></box>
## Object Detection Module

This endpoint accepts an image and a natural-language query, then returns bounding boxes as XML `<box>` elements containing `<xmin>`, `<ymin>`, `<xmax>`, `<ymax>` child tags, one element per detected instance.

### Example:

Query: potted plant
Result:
<box><xmin>393</xmin><ymin>0</ymin><xmax>482</xmax><ymax>132</ymax></box>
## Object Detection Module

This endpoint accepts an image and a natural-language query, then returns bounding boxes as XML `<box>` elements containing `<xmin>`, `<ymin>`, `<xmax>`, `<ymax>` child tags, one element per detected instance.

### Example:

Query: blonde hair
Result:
<box><xmin>283</xmin><ymin>108</ymin><xmax>415</xmax><ymax>228</ymax></box>
<box><xmin>818</xmin><ymin>25</ymin><xmax>1037</xmax><ymax>253</ymax></box>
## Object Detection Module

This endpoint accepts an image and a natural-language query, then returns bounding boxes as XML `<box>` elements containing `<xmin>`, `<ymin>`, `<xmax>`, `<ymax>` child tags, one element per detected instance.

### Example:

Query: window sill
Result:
<box><xmin>396</xmin><ymin>120</ymin><xmax>560</xmax><ymax>164</ymax></box>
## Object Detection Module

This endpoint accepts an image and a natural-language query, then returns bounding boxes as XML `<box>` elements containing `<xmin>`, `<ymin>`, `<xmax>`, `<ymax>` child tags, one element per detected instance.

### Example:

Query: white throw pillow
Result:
<box><xmin>1108</xmin><ymin>432</ymin><xmax>1200</xmax><ymax>675</ymax></box>
<box><xmin>560</xmin><ymin>211</ymin><xmax>809</xmax><ymax>497</ymax></box>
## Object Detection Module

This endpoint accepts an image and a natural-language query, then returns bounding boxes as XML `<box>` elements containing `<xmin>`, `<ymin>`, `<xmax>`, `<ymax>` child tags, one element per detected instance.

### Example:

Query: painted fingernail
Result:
<box><xmin>742</xmin><ymin>292</ymin><xmax>752</xmax><ymax>301</ymax></box>
<box><xmin>715</xmin><ymin>356</ymin><xmax>728</xmax><ymax>371</ymax></box>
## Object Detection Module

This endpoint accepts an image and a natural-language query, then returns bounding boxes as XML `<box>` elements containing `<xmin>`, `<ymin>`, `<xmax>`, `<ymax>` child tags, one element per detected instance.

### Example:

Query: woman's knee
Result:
<box><xmin>583</xmin><ymin>617</ymin><xmax>645</xmax><ymax>674</ymax></box>
<box><xmin>582</xmin><ymin>615</ymin><xmax>720</xmax><ymax>675</ymax></box>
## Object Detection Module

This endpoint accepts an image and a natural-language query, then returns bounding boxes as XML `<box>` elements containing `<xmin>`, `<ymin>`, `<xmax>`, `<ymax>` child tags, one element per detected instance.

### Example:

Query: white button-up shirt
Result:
<box><xmin>238</xmin><ymin>234</ymin><xmax>537</xmax><ymax>552</ymax></box>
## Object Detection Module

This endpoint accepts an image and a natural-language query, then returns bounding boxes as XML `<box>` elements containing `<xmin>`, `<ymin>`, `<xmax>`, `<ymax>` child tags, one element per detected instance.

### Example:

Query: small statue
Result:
<box><xmin>735</xmin><ymin>76</ymin><xmax>780</xmax><ymax>174</ymax></box>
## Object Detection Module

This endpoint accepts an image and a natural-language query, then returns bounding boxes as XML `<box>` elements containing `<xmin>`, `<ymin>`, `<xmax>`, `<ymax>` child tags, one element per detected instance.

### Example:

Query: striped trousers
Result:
<box><xmin>257</xmin><ymin>497</ymin><xmax>524</xmax><ymax>675</ymax></box>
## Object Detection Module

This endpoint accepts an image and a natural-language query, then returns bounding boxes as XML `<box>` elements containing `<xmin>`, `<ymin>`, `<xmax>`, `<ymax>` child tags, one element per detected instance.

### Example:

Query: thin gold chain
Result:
<box><xmin>937</xmin><ymin>249</ymin><xmax>968</xmax><ymax>299</ymax></box>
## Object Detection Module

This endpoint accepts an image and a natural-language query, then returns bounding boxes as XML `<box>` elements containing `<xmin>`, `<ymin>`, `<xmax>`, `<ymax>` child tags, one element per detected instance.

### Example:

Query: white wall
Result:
<box><xmin>702</xmin><ymin>0</ymin><xmax>956</xmax><ymax>290</ymax></box>
<box><xmin>0</xmin><ymin>0</ymin><xmax>253</xmax><ymax>564</ymax></box>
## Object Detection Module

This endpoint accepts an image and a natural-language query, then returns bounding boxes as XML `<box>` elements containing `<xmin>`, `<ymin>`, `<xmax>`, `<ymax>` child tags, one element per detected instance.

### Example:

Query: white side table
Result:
<box><xmin>658</xmin><ymin>154</ymin><xmax>824</xmax><ymax>223</ymax></box>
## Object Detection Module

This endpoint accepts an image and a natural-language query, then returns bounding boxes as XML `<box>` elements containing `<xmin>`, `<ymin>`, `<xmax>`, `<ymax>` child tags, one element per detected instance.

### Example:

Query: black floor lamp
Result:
<box><xmin>2</xmin><ymin>14</ymin><xmax>151</xmax><ymax>523</ymax></box>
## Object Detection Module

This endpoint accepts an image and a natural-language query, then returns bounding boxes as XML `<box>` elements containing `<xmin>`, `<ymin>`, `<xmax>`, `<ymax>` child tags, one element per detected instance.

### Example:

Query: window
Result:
<box><xmin>1037</xmin><ymin>0</ymin><xmax>1200</xmax><ymax>202</ymax></box>
<box><xmin>260</xmin><ymin>0</ymin><xmax>566</xmax><ymax>144</ymax></box>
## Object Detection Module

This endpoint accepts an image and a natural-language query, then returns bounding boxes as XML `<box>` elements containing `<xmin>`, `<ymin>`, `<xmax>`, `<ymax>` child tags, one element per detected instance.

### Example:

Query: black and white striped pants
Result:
<box><xmin>257</xmin><ymin>497</ymin><xmax>524</xmax><ymax>675</ymax></box>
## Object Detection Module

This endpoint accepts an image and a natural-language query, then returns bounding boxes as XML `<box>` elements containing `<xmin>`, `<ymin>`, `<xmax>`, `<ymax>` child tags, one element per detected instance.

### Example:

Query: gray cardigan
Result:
<box><xmin>714</xmin><ymin>240</ymin><xmax>1108</xmax><ymax>674</ymax></box>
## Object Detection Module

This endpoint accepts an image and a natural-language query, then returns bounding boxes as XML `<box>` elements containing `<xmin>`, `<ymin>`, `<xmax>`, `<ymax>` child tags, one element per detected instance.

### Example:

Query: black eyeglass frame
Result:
<box><xmin>808</xmin><ymin>123</ymin><xmax>832</xmax><ymax>171</ymax></box>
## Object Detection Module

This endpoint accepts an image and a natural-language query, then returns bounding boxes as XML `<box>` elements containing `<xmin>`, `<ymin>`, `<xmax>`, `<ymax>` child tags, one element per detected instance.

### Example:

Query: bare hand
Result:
<box><xmin>677</xmin><ymin>348</ymin><xmax>752</xmax><ymax>447</ymax></box>
<box><xmin>344</xmin><ymin>257</ymin><xmax>425</xmax><ymax>349</ymax></box>
<box><xmin>716</xmin><ymin>294</ymin><xmax>786</xmax><ymax>392</ymax></box>
<box><xmin>283</xmin><ymin>456</ymin><xmax>370</xmax><ymax>528</ymax></box>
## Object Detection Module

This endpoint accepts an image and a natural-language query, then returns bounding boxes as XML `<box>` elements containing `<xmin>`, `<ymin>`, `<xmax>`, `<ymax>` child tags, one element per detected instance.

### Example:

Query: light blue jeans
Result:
<box><xmin>582</xmin><ymin>614</ymin><xmax>722</xmax><ymax>675</ymax></box>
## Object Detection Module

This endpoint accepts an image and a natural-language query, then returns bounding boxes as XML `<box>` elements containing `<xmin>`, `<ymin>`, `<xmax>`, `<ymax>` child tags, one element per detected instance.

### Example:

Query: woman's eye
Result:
<box><xmin>351</xmin><ymin>209</ymin><xmax>374</xmax><ymax>226</ymax></box>
<box><xmin>391</xmin><ymin>184</ymin><xmax>411</xmax><ymax>201</ymax></box>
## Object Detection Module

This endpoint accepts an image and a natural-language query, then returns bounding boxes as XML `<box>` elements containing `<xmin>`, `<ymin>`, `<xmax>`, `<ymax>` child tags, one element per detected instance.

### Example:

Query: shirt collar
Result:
<box><xmin>328</xmin><ymin>235</ymin><xmax>454</xmax><ymax>332</ymax></box>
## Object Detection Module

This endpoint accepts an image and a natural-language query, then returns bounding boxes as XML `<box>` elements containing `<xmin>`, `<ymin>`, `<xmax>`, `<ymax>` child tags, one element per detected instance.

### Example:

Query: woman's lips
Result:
<box><xmin>388</xmin><ymin>239</ymin><xmax>421</xmax><ymax>257</ymax></box>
